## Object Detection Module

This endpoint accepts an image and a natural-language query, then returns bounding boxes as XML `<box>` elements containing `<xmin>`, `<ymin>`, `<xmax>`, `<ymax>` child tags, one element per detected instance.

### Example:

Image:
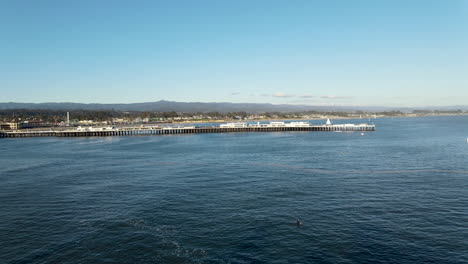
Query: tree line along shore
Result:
<box><xmin>1</xmin><ymin>109</ymin><xmax>467</xmax><ymax>130</ymax></box>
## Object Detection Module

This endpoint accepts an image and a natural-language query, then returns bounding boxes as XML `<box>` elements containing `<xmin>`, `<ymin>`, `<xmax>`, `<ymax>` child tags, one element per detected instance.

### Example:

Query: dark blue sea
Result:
<box><xmin>1</xmin><ymin>116</ymin><xmax>467</xmax><ymax>264</ymax></box>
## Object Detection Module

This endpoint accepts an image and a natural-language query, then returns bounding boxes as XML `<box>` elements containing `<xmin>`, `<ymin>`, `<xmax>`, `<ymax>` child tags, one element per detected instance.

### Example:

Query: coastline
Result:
<box><xmin>2</xmin><ymin>113</ymin><xmax>467</xmax><ymax>132</ymax></box>
<box><xmin>153</xmin><ymin>112</ymin><xmax>468</xmax><ymax>126</ymax></box>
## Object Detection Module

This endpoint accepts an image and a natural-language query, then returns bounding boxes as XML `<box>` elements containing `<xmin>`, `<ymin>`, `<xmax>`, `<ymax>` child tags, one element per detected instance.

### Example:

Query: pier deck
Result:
<box><xmin>0</xmin><ymin>124</ymin><xmax>375</xmax><ymax>138</ymax></box>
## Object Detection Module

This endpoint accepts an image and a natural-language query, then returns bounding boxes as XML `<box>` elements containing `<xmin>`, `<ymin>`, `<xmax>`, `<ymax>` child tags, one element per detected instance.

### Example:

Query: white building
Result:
<box><xmin>268</xmin><ymin>122</ymin><xmax>286</xmax><ymax>127</ymax></box>
<box><xmin>220</xmin><ymin>122</ymin><xmax>248</xmax><ymax>128</ymax></box>
<box><xmin>288</xmin><ymin>122</ymin><xmax>311</xmax><ymax>127</ymax></box>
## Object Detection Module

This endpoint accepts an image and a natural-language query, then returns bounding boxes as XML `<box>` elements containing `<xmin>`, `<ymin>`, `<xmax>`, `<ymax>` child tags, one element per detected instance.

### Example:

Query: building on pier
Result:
<box><xmin>0</xmin><ymin>122</ymin><xmax>20</xmax><ymax>130</ymax></box>
<box><xmin>76</xmin><ymin>126</ymin><xmax>116</xmax><ymax>132</ymax></box>
<box><xmin>220</xmin><ymin>123</ymin><xmax>248</xmax><ymax>128</ymax></box>
<box><xmin>0</xmin><ymin>120</ymin><xmax>376</xmax><ymax>138</ymax></box>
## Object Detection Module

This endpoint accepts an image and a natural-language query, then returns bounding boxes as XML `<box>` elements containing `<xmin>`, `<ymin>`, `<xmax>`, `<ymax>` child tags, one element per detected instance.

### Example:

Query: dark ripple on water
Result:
<box><xmin>1</xmin><ymin>116</ymin><xmax>468</xmax><ymax>263</ymax></box>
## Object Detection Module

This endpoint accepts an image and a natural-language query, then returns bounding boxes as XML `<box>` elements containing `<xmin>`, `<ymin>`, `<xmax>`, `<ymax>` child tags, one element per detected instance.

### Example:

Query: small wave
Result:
<box><xmin>0</xmin><ymin>160</ymin><xmax>63</xmax><ymax>174</ymax></box>
<box><xmin>249</xmin><ymin>162</ymin><xmax>468</xmax><ymax>175</ymax></box>
<box><xmin>74</xmin><ymin>217</ymin><xmax>209</xmax><ymax>263</ymax></box>
<box><xmin>73</xmin><ymin>137</ymin><xmax>123</xmax><ymax>145</ymax></box>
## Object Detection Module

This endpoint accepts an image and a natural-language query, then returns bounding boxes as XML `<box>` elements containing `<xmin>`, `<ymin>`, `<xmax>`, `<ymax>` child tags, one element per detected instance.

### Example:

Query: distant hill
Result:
<box><xmin>0</xmin><ymin>101</ymin><xmax>466</xmax><ymax>113</ymax></box>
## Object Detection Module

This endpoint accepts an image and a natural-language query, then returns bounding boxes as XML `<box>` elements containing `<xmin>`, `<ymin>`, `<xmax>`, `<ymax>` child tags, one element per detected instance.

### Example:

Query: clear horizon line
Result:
<box><xmin>0</xmin><ymin>101</ymin><xmax>467</xmax><ymax>109</ymax></box>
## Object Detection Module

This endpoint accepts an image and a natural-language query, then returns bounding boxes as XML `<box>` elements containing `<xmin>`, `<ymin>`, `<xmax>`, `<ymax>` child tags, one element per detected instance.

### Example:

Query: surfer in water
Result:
<box><xmin>296</xmin><ymin>219</ymin><xmax>302</xmax><ymax>227</ymax></box>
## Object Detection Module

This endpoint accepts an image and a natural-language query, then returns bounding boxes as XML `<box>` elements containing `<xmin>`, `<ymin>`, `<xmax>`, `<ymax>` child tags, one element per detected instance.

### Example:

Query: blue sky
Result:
<box><xmin>1</xmin><ymin>0</ymin><xmax>467</xmax><ymax>106</ymax></box>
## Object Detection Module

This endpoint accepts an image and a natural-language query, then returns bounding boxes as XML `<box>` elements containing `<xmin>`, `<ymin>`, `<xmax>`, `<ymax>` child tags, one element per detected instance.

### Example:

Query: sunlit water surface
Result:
<box><xmin>1</xmin><ymin>116</ymin><xmax>467</xmax><ymax>263</ymax></box>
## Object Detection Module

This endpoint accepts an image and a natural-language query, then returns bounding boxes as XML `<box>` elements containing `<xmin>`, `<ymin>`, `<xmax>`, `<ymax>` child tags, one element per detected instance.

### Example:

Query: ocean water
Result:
<box><xmin>1</xmin><ymin>116</ymin><xmax>467</xmax><ymax>264</ymax></box>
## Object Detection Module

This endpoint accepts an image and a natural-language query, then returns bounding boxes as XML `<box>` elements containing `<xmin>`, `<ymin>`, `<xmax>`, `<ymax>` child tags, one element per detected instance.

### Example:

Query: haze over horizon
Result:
<box><xmin>1</xmin><ymin>1</ymin><xmax>467</xmax><ymax>107</ymax></box>
<box><xmin>1</xmin><ymin>100</ymin><xmax>468</xmax><ymax>110</ymax></box>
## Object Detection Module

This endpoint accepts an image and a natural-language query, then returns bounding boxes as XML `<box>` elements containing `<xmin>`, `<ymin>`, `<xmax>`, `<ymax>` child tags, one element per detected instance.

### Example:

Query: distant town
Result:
<box><xmin>1</xmin><ymin>108</ymin><xmax>467</xmax><ymax>131</ymax></box>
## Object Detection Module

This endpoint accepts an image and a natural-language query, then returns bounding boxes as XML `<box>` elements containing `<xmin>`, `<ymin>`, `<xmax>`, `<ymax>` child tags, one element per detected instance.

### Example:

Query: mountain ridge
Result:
<box><xmin>0</xmin><ymin>101</ymin><xmax>467</xmax><ymax>113</ymax></box>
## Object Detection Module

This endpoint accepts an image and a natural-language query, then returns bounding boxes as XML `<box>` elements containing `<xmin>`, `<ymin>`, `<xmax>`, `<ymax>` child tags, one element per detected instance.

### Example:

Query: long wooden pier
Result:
<box><xmin>0</xmin><ymin>124</ymin><xmax>375</xmax><ymax>138</ymax></box>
